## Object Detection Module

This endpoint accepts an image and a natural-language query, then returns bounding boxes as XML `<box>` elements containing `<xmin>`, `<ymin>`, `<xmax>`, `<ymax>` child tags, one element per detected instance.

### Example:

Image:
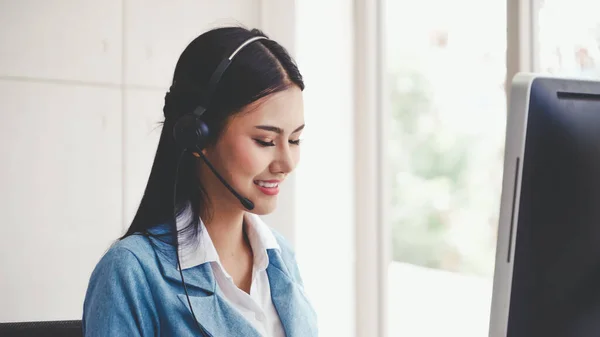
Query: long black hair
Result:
<box><xmin>120</xmin><ymin>27</ymin><xmax>304</xmax><ymax>248</ymax></box>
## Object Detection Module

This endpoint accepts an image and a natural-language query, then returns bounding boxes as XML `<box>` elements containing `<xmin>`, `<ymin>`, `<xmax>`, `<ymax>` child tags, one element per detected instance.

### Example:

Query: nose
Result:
<box><xmin>271</xmin><ymin>143</ymin><xmax>296</xmax><ymax>175</ymax></box>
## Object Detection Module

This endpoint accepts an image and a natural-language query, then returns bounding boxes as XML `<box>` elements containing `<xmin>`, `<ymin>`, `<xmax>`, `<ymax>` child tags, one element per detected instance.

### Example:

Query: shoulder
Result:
<box><xmin>87</xmin><ymin>235</ymin><xmax>155</xmax><ymax>289</ymax></box>
<box><xmin>98</xmin><ymin>234</ymin><xmax>156</xmax><ymax>268</ymax></box>
<box><xmin>83</xmin><ymin>234</ymin><xmax>160</xmax><ymax>335</ymax></box>
<box><xmin>86</xmin><ymin>231</ymin><xmax>175</xmax><ymax>294</ymax></box>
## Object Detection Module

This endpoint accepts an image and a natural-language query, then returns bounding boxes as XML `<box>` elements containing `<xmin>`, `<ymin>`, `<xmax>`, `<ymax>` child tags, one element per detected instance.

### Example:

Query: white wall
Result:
<box><xmin>0</xmin><ymin>0</ymin><xmax>281</xmax><ymax>322</ymax></box>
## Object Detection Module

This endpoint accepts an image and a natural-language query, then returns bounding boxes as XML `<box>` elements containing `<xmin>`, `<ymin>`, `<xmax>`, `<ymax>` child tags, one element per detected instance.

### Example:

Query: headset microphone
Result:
<box><xmin>191</xmin><ymin>151</ymin><xmax>255</xmax><ymax>210</ymax></box>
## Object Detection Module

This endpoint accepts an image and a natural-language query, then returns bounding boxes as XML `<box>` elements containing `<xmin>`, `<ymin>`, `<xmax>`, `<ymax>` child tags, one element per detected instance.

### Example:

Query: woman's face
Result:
<box><xmin>200</xmin><ymin>85</ymin><xmax>304</xmax><ymax>215</ymax></box>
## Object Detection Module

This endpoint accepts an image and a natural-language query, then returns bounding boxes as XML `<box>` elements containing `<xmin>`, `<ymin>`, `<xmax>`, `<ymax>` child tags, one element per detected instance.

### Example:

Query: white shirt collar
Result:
<box><xmin>176</xmin><ymin>206</ymin><xmax>280</xmax><ymax>271</ymax></box>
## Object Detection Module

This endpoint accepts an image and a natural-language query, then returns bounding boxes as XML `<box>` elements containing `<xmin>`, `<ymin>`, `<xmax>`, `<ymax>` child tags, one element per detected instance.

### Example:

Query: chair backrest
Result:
<box><xmin>0</xmin><ymin>320</ymin><xmax>82</xmax><ymax>337</ymax></box>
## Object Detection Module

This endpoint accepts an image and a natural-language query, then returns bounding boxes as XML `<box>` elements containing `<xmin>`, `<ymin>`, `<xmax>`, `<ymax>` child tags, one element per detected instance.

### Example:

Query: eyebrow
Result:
<box><xmin>255</xmin><ymin>124</ymin><xmax>305</xmax><ymax>134</ymax></box>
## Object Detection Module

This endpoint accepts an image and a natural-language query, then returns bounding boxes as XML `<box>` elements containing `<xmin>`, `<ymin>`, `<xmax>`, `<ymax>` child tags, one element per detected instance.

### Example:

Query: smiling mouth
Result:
<box><xmin>254</xmin><ymin>180</ymin><xmax>279</xmax><ymax>188</ymax></box>
<box><xmin>253</xmin><ymin>180</ymin><xmax>280</xmax><ymax>196</ymax></box>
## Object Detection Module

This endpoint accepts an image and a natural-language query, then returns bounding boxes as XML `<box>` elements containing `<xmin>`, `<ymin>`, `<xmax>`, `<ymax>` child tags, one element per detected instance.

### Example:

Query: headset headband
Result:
<box><xmin>192</xmin><ymin>35</ymin><xmax>268</xmax><ymax>117</ymax></box>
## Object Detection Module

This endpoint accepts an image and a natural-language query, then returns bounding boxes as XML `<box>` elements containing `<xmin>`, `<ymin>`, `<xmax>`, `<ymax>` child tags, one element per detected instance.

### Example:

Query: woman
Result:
<box><xmin>82</xmin><ymin>26</ymin><xmax>318</xmax><ymax>337</ymax></box>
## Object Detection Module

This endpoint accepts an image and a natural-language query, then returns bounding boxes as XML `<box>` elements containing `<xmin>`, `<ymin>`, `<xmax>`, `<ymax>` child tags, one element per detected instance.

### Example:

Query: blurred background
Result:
<box><xmin>1</xmin><ymin>0</ymin><xmax>600</xmax><ymax>336</ymax></box>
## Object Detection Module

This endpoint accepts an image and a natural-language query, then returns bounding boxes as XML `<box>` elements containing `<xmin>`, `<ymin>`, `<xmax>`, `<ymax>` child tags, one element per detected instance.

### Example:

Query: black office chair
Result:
<box><xmin>0</xmin><ymin>320</ymin><xmax>82</xmax><ymax>337</ymax></box>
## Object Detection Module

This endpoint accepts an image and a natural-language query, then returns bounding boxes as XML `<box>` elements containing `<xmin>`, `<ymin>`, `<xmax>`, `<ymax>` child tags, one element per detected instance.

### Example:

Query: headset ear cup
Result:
<box><xmin>173</xmin><ymin>113</ymin><xmax>204</xmax><ymax>151</ymax></box>
<box><xmin>194</xmin><ymin>119</ymin><xmax>210</xmax><ymax>152</ymax></box>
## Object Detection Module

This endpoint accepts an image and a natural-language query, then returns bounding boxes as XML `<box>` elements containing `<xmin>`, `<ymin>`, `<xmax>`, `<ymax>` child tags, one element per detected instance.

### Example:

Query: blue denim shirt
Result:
<box><xmin>82</xmin><ymin>226</ymin><xmax>318</xmax><ymax>336</ymax></box>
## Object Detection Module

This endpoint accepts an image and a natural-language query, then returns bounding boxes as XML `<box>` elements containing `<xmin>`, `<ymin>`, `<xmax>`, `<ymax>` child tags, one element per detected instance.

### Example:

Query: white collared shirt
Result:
<box><xmin>177</xmin><ymin>210</ymin><xmax>286</xmax><ymax>337</ymax></box>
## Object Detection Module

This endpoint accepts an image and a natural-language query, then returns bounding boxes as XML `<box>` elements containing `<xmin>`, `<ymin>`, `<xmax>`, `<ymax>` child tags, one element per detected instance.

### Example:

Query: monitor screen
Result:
<box><xmin>490</xmin><ymin>74</ymin><xmax>600</xmax><ymax>337</ymax></box>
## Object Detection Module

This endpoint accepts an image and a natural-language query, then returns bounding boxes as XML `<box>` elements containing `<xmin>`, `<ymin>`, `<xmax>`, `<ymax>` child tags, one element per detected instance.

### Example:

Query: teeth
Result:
<box><xmin>256</xmin><ymin>181</ymin><xmax>278</xmax><ymax>188</ymax></box>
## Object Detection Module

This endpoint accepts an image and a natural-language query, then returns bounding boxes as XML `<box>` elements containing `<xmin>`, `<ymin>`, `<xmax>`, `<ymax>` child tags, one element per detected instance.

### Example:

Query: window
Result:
<box><xmin>537</xmin><ymin>0</ymin><xmax>600</xmax><ymax>78</ymax></box>
<box><xmin>384</xmin><ymin>0</ymin><xmax>506</xmax><ymax>335</ymax></box>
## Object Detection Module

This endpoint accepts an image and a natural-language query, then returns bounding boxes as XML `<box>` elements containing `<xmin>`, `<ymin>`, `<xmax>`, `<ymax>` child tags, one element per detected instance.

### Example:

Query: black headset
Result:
<box><xmin>169</xmin><ymin>35</ymin><xmax>267</xmax><ymax>336</ymax></box>
<box><xmin>170</xmin><ymin>35</ymin><xmax>267</xmax><ymax>154</ymax></box>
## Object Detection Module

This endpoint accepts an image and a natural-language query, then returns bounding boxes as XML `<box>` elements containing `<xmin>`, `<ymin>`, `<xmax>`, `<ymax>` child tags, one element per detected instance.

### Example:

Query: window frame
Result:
<box><xmin>354</xmin><ymin>0</ymin><xmax>389</xmax><ymax>336</ymax></box>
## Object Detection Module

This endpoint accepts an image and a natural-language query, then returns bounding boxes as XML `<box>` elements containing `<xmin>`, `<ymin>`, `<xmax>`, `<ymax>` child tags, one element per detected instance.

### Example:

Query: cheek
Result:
<box><xmin>228</xmin><ymin>139</ymin><xmax>265</xmax><ymax>175</ymax></box>
<box><xmin>292</xmin><ymin>147</ymin><xmax>301</xmax><ymax>165</ymax></box>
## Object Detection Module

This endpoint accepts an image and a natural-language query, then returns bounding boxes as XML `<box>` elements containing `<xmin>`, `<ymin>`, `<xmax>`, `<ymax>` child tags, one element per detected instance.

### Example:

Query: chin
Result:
<box><xmin>246</xmin><ymin>197</ymin><xmax>278</xmax><ymax>215</ymax></box>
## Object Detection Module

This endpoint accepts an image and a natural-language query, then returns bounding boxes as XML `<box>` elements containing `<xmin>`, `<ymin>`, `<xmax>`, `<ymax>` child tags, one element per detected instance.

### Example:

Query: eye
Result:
<box><xmin>289</xmin><ymin>139</ymin><xmax>302</xmax><ymax>145</ymax></box>
<box><xmin>254</xmin><ymin>139</ymin><xmax>275</xmax><ymax>147</ymax></box>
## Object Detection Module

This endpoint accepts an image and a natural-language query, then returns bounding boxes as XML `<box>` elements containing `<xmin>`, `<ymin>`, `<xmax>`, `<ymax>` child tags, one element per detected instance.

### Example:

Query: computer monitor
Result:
<box><xmin>489</xmin><ymin>73</ymin><xmax>600</xmax><ymax>337</ymax></box>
